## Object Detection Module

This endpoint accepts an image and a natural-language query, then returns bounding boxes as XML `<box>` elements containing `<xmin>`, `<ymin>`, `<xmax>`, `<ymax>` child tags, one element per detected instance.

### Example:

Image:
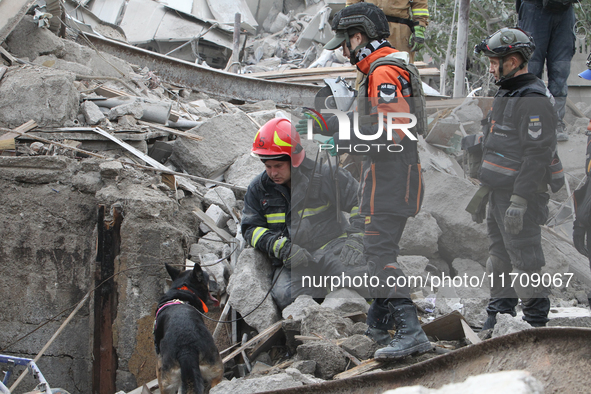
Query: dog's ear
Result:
<box><xmin>165</xmin><ymin>263</ymin><xmax>181</xmax><ymax>280</ymax></box>
<box><xmin>191</xmin><ymin>263</ymin><xmax>205</xmax><ymax>283</ymax></box>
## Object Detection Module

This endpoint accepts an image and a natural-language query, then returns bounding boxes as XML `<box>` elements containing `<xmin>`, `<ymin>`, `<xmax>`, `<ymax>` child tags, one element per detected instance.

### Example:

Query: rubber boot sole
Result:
<box><xmin>374</xmin><ymin>341</ymin><xmax>433</xmax><ymax>359</ymax></box>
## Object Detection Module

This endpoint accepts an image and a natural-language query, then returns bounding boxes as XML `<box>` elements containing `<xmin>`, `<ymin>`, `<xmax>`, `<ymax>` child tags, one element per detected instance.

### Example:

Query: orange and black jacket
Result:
<box><xmin>334</xmin><ymin>46</ymin><xmax>423</xmax><ymax>218</ymax></box>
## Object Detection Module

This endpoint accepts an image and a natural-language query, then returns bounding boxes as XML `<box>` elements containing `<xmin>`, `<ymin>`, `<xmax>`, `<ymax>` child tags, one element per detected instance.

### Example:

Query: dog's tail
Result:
<box><xmin>179</xmin><ymin>353</ymin><xmax>205</xmax><ymax>394</ymax></box>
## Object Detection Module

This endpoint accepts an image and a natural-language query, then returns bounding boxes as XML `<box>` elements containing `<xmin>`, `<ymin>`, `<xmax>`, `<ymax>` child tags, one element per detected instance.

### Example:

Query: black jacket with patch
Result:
<box><xmin>479</xmin><ymin>73</ymin><xmax>557</xmax><ymax>202</ymax></box>
<box><xmin>241</xmin><ymin>156</ymin><xmax>362</xmax><ymax>264</ymax></box>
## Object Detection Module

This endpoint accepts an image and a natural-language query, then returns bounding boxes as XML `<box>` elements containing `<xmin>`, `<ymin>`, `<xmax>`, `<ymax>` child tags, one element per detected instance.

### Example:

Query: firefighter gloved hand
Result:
<box><xmin>573</xmin><ymin>224</ymin><xmax>589</xmax><ymax>257</ymax></box>
<box><xmin>409</xmin><ymin>26</ymin><xmax>426</xmax><ymax>52</ymax></box>
<box><xmin>274</xmin><ymin>237</ymin><xmax>312</xmax><ymax>270</ymax></box>
<box><xmin>504</xmin><ymin>195</ymin><xmax>528</xmax><ymax>235</ymax></box>
<box><xmin>340</xmin><ymin>233</ymin><xmax>365</xmax><ymax>266</ymax></box>
<box><xmin>295</xmin><ymin>116</ymin><xmax>313</xmax><ymax>137</ymax></box>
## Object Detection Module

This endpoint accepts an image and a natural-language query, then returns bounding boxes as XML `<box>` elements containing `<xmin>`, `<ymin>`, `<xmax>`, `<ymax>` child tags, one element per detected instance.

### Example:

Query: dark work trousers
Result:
<box><xmin>518</xmin><ymin>1</ymin><xmax>576</xmax><ymax>123</ymax></box>
<box><xmin>273</xmin><ymin>237</ymin><xmax>369</xmax><ymax>310</ymax></box>
<box><xmin>364</xmin><ymin>214</ymin><xmax>414</xmax><ymax>330</ymax></box>
<box><xmin>486</xmin><ymin>189</ymin><xmax>551</xmax><ymax>326</ymax></box>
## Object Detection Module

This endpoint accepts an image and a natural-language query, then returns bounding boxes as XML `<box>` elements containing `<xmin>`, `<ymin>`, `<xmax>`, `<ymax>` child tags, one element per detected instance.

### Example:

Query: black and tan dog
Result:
<box><xmin>154</xmin><ymin>263</ymin><xmax>223</xmax><ymax>394</ymax></box>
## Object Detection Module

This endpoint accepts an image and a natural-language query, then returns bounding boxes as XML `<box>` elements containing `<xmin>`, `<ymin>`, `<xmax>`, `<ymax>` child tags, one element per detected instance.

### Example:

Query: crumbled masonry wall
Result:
<box><xmin>0</xmin><ymin>156</ymin><xmax>202</xmax><ymax>393</ymax></box>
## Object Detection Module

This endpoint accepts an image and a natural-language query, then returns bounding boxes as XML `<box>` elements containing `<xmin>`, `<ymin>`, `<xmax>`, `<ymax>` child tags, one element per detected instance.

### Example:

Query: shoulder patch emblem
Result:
<box><xmin>528</xmin><ymin>115</ymin><xmax>542</xmax><ymax>139</ymax></box>
<box><xmin>377</xmin><ymin>83</ymin><xmax>397</xmax><ymax>103</ymax></box>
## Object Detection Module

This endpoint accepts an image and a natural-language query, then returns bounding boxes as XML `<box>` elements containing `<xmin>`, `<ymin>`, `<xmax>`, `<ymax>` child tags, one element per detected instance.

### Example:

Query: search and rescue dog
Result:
<box><xmin>154</xmin><ymin>263</ymin><xmax>223</xmax><ymax>394</ymax></box>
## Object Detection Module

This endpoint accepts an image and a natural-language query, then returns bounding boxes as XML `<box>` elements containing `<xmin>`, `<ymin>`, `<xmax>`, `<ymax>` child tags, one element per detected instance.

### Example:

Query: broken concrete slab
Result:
<box><xmin>99</xmin><ymin>160</ymin><xmax>123</xmax><ymax>179</ymax></box>
<box><xmin>350</xmin><ymin>321</ymin><xmax>369</xmax><ymax>335</ymax></box>
<box><xmin>397</xmin><ymin>256</ymin><xmax>430</xmax><ymax>284</ymax></box>
<box><xmin>295</xmin><ymin>7</ymin><xmax>333</xmax><ymax>50</ymax></box>
<box><xmin>224</xmin><ymin>153</ymin><xmax>265</xmax><ymax>194</ymax></box>
<box><xmin>282</xmin><ymin>295</ymin><xmax>320</xmax><ymax>321</ymax></box>
<box><xmin>247</xmin><ymin>109</ymin><xmax>286</xmax><ymax>128</ymax></box>
<box><xmin>203</xmin><ymin>186</ymin><xmax>237</xmax><ymax>215</ymax></box>
<box><xmin>400</xmin><ymin>211</ymin><xmax>442</xmax><ymax>258</ymax></box>
<box><xmin>33</xmin><ymin>55</ymin><xmax>94</xmax><ymax>76</ymax></box>
<box><xmin>5</xmin><ymin>15</ymin><xmax>65</xmax><ymax>61</ymax></box>
<box><xmin>210</xmin><ymin>372</ymin><xmax>304</xmax><ymax>394</ymax></box>
<box><xmin>547</xmin><ymin>307</ymin><xmax>591</xmax><ymax>327</ymax></box>
<box><xmin>199</xmin><ymin>253</ymin><xmax>227</xmax><ymax>294</ymax></box>
<box><xmin>238</xmin><ymin>100</ymin><xmax>277</xmax><ymax>113</ymax></box>
<box><xmin>80</xmin><ymin>100</ymin><xmax>106</xmax><ymax>125</ymax></box>
<box><xmin>199</xmin><ymin>204</ymin><xmax>230</xmax><ymax>234</ymax></box>
<box><xmin>227</xmin><ymin>248</ymin><xmax>280</xmax><ymax>333</ymax></box>
<box><xmin>170</xmin><ymin>111</ymin><xmax>259</xmax><ymax>179</ymax></box>
<box><xmin>341</xmin><ymin>334</ymin><xmax>378</xmax><ymax>360</ymax></box>
<box><xmin>296</xmin><ymin>341</ymin><xmax>348</xmax><ymax>379</ymax></box>
<box><xmin>108</xmin><ymin>101</ymin><xmax>144</xmax><ymax>120</ymax></box>
<box><xmin>300</xmin><ymin>306</ymin><xmax>352</xmax><ymax>340</ymax></box>
<box><xmin>422</xmin><ymin>170</ymin><xmax>489</xmax><ymax>263</ymax></box>
<box><xmin>0</xmin><ymin>67</ymin><xmax>79</xmax><ymax>128</ymax></box>
<box><xmin>190</xmin><ymin>233</ymin><xmax>226</xmax><ymax>258</ymax></box>
<box><xmin>321</xmin><ymin>288</ymin><xmax>369</xmax><ymax>315</ymax></box>
<box><xmin>491</xmin><ymin>313</ymin><xmax>532</xmax><ymax>338</ymax></box>
<box><xmin>291</xmin><ymin>360</ymin><xmax>317</xmax><ymax>375</ymax></box>
<box><xmin>383</xmin><ymin>370</ymin><xmax>544</xmax><ymax>394</ymax></box>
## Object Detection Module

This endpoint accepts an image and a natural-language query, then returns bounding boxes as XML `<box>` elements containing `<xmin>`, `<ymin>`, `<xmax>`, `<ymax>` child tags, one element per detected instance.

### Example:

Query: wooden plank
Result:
<box><xmin>222</xmin><ymin>320</ymin><xmax>283</xmax><ymax>364</ymax></box>
<box><xmin>94</xmin><ymin>86</ymin><xmax>132</xmax><ymax>98</ymax></box>
<box><xmin>567</xmin><ymin>97</ymin><xmax>586</xmax><ymax>118</ymax></box>
<box><xmin>0</xmin><ymin>120</ymin><xmax>37</xmax><ymax>150</ymax></box>
<box><xmin>461</xmin><ymin>319</ymin><xmax>482</xmax><ymax>345</ymax></box>
<box><xmin>333</xmin><ymin>358</ymin><xmax>384</xmax><ymax>380</ymax></box>
<box><xmin>193</xmin><ymin>207</ymin><xmax>235</xmax><ymax>243</ymax></box>
<box><xmin>138</xmin><ymin>120</ymin><xmax>203</xmax><ymax>141</ymax></box>
<box><xmin>422</xmin><ymin>310</ymin><xmax>465</xmax><ymax>341</ymax></box>
<box><xmin>92</xmin><ymin>127</ymin><xmax>199</xmax><ymax>194</ymax></box>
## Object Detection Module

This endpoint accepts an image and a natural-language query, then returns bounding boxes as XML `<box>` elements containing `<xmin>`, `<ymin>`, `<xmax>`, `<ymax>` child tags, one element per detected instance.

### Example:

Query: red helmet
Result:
<box><xmin>251</xmin><ymin>118</ymin><xmax>305</xmax><ymax>167</ymax></box>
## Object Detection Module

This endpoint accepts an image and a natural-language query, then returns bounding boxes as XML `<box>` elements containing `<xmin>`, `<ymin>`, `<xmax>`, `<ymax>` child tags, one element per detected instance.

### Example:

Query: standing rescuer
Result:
<box><xmin>470</xmin><ymin>27</ymin><xmax>562</xmax><ymax>329</ymax></box>
<box><xmin>305</xmin><ymin>2</ymin><xmax>431</xmax><ymax>359</ymax></box>
<box><xmin>242</xmin><ymin>118</ymin><xmax>367</xmax><ymax>310</ymax></box>
<box><xmin>572</xmin><ymin>53</ymin><xmax>591</xmax><ymax>306</ymax></box>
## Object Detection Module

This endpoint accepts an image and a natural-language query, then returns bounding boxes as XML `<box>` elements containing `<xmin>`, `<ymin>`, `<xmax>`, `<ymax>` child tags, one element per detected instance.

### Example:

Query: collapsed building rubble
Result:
<box><xmin>1</xmin><ymin>4</ymin><xmax>591</xmax><ymax>394</ymax></box>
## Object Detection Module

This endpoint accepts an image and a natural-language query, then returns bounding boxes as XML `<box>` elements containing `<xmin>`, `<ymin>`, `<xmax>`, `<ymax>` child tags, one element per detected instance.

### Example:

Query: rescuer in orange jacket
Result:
<box><xmin>307</xmin><ymin>2</ymin><xmax>431</xmax><ymax>360</ymax></box>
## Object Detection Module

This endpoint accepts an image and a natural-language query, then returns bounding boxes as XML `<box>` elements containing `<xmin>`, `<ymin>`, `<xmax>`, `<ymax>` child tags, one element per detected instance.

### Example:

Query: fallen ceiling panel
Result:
<box><xmin>192</xmin><ymin>0</ymin><xmax>215</xmax><ymax>20</ymax></box>
<box><xmin>155</xmin><ymin>8</ymin><xmax>233</xmax><ymax>49</ymax></box>
<box><xmin>206</xmin><ymin>0</ymin><xmax>258</xmax><ymax>33</ymax></box>
<box><xmin>81</xmin><ymin>33</ymin><xmax>321</xmax><ymax>106</ymax></box>
<box><xmin>163</xmin><ymin>0</ymin><xmax>193</xmax><ymax>14</ymax></box>
<box><xmin>89</xmin><ymin>0</ymin><xmax>125</xmax><ymax>25</ymax></box>
<box><xmin>119</xmin><ymin>0</ymin><xmax>166</xmax><ymax>44</ymax></box>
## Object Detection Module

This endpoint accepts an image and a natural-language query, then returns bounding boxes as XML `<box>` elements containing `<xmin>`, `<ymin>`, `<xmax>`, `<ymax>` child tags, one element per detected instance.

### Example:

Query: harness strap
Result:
<box><xmin>385</xmin><ymin>15</ymin><xmax>419</xmax><ymax>32</ymax></box>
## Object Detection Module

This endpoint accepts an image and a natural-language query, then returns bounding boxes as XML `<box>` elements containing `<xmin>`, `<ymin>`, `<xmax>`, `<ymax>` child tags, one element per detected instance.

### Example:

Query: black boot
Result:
<box><xmin>374</xmin><ymin>304</ymin><xmax>432</xmax><ymax>359</ymax></box>
<box><xmin>482</xmin><ymin>312</ymin><xmax>497</xmax><ymax>330</ymax></box>
<box><xmin>364</xmin><ymin>327</ymin><xmax>391</xmax><ymax>346</ymax></box>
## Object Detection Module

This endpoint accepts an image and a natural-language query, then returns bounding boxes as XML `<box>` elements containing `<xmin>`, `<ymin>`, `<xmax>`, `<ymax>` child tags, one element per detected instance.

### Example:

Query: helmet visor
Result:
<box><xmin>324</xmin><ymin>31</ymin><xmax>347</xmax><ymax>50</ymax></box>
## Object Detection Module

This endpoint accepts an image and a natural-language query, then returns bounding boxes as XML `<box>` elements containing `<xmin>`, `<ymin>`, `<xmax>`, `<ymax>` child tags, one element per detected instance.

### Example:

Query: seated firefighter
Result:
<box><xmin>241</xmin><ymin>117</ymin><xmax>368</xmax><ymax>310</ymax></box>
